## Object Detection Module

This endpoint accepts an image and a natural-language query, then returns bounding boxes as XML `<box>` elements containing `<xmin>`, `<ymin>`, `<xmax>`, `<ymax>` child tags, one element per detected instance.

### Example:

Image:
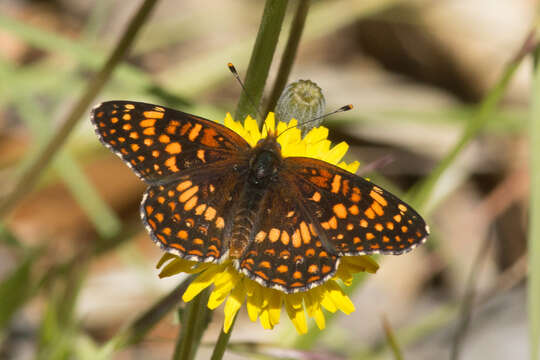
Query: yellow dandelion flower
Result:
<box><xmin>157</xmin><ymin>113</ymin><xmax>379</xmax><ymax>334</ymax></box>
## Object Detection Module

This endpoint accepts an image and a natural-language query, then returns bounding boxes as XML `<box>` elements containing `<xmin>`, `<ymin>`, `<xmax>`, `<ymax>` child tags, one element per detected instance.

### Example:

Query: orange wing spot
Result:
<box><xmin>255</xmin><ymin>270</ymin><xmax>269</xmax><ymax>281</ymax></box>
<box><xmin>197</xmin><ymin>149</ymin><xmax>206</xmax><ymax>163</ymax></box>
<box><xmin>280</xmin><ymin>250</ymin><xmax>291</xmax><ymax>259</ymax></box>
<box><xmin>165</xmin><ymin>142</ymin><xmax>182</xmax><ymax>154</ymax></box>
<box><xmin>293</xmin><ymin>271</ymin><xmax>303</xmax><ymax>279</ymax></box>
<box><xmin>111</xmin><ymin>110</ymin><xmax>117</xmax><ymax>114</ymax></box>
<box><xmin>306</xmin><ymin>248</ymin><xmax>316</xmax><ymax>256</ymax></box>
<box><xmin>204</xmin><ymin>207</ymin><xmax>216</xmax><ymax>221</ymax></box>
<box><xmin>328</xmin><ymin>216</ymin><xmax>338</xmax><ymax>229</ymax></box>
<box><xmin>321</xmin><ymin>265</ymin><xmax>332</xmax><ymax>274</ymax></box>
<box><xmin>185</xmin><ymin>218</ymin><xmax>195</xmax><ymax>227</ymax></box>
<box><xmin>309</xmin><ymin>223</ymin><xmax>318</xmax><ymax>236</ymax></box>
<box><xmin>395</xmin><ymin>235</ymin><xmax>401</xmax><ymax>242</ymax></box>
<box><xmin>374</xmin><ymin>223</ymin><xmax>383</xmax><ymax>231</ymax></box>
<box><xmin>109</xmin><ymin>129</ymin><xmax>117</xmax><ymax>134</ymax></box>
<box><xmin>310</xmin><ymin>176</ymin><xmax>328</xmax><ymax>188</ymax></box>
<box><xmin>159</xmin><ymin>134</ymin><xmax>170</xmax><ymax>143</ymax></box>
<box><xmin>140</xmin><ymin>119</ymin><xmax>156</xmax><ymax>127</ymax></box>
<box><xmin>111</xmin><ymin>117</ymin><xmax>119</xmax><ymax>123</ymax></box>
<box><xmin>319</xmin><ymin>251</ymin><xmax>328</xmax><ymax>258</ymax></box>
<box><xmin>130</xmin><ymin>143</ymin><xmax>139</xmax><ymax>152</ymax></box>
<box><xmin>129</xmin><ymin>131</ymin><xmax>139</xmax><ymax>139</ymax></box>
<box><xmin>179</xmin><ymin>122</ymin><xmax>192</xmax><ymax>135</ymax></box>
<box><xmin>308</xmin><ymin>275</ymin><xmax>321</xmax><ymax>283</ymax></box>
<box><xmin>310</xmin><ymin>192</ymin><xmax>321</xmax><ymax>202</ymax></box>
<box><xmin>177</xmin><ymin>230</ymin><xmax>188</xmax><ymax>239</ymax></box>
<box><xmin>157</xmin><ymin>196</ymin><xmax>166</xmax><ymax>204</ymax></box>
<box><xmin>398</xmin><ymin>204</ymin><xmax>408</xmax><ymax>212</ymax></box>
<box><xmin>281</xmin><ymin>231</ymin><xmax>290</xmax><ymax>246</ymax></box>
<box><xmin>173</xmin><ymin>213</ymin><xmax>181</xmax><ymax>222</ymax></box>
<box><xmin>408</xmin><ymin>238</ymin><xmax>414</xmax><ymax>243</ymax></box>
<box><xmin>215</xmin><ymin>217</ymin><xmax>225</xmax><ymax>229</ymax></box>
<box><xmin>200</xmin><ymin>128</ymin><xmax>219</xmax><ymax>147</ymax></box>
<box><xmin>360</xmin><ymin>219</ymin><xmax>369</xmax><ymax>228</ymax></box>
<box><xmin>179</xmin><ymin>186</ymin><xmax>199</xmax><ymax>202</ymax></box>
<box><xmin>143</xmin><ymin>138</ymin><xmax>153</xmax><ymax>146</ymax></box>
<box><xmin>268</xmin><ymin>228</ymin><xmax>280</xmax><ymax>243</ymax></box>
<box><xmin>382</xmin><ymin>236</ymin><xmax>390</xmax><ymax>243</ymax></box>
<box><xmin>386</xmin><ymin>222</ymin><xmax>394</xmax><ymax>230</ymax></box>
<box><xmin>108</xmin><ymin>140</ymin><xmax>116</xmax><ymax>145</ymax></box>
<box><xmin>130</xmin><ymin>159</ymin><xmax>137</xmax><ymax>166</ymax></box>
<box><xmin>353</xmin><ymin>236</ymin><xmax>361</xmax><ymax>243</ymax></box>
<box><xmin>209</xmin><ymin>184</ymin><xmax>216</xmax><ymax>192</ymax></box>
<box><xmin>347</xmin><ymin>223</ymin><xmax>354</xmax><ymax>231</ymax></box>
<box><xmin>166</xmin><ymin>190</ymin><xmax>174</xmax><ymax>197</ymax></box>
<box><xmin>184</xmin><ymin>196</ymin><xmax>198</xmax><ymax>211</ymax></box>
<box><xmin>155</xmin><ymin>213</ymin><xmax>164</xmax><ymax>222</ymax></box>
<box><xmin>162</xmin><ymin>227</ymin><xmax>172</xmax><ymax>236</ymax></box>
<box><xmin>170</xmin><ymin>243</ymin><xmax>186</xmax><ymax>252</ymax></box>
<box><xmin>385</xmin><ymin>245</ymin><xmax>394</xmax><ymax>250</ymax></box>
<box><xmin>300</xmin><ymin>222</ymin><xmax>311</xmax><ymax>243</ymax></box>
<box><xmin>357</xmin><ymin>245</ymin><xmax>365</xmax><ymax>251</ymax></box>
<box><xmin>164</xmin><ymin>156</ymin><xmax>178</xmax><ymax>171</ymax></box>
<box><xmin>96</xmin><ymin>111</ymin><xmax>104</xmax><ymax>118</ymax></box>
<box><xmin>277</xmin><ymin>265</ymin><xmax>288</xmax><ymax>273</ymax></box>
<box><xmin>351</xmin><ymin>187</ymin><xmax>361</xmax><ymax>202</ymax></box>
<box><xmin>370</xmin><ymin>244</ymin><xmax>380</xmax><ymax>249</ymax></box>
<box><xmin>188</xmin><ymin>123</ymin><xmax>202</xmax><ymax>141</ymax></box>
<box><xmin>290</xmin><ymin>282</ymin><xmax>305</xmax><ymax>288</ymax></box>
<box><xmin>308</xmin><ymin>265</ymin><xmax>319</xmax><ymax>274</ymax></box>
<box><xmin>156</xmin><ymin>234</ymin><xmax>167</xmax><ymax>243</ymax></box>
<box><xmin>118</xmin><ymin>137</ymin><xmax>126</xmax><ymax>143</ymax></box>
<box><xmin>372</xmin><ymin>201</ymin><xmax>384</xmax><ymax>216</ymax></box>
<box><xmin>166</xmin><ymin>124</ymin><xmax>177</xmax><ymax>134</ymax></box>
<box><xmin>331</xmin><ymin>174</ymin><xmax>342</xmax><ymax>193</ymax></box>
<box><xmin>152</xmin><ymin>150</ymin><xmax>160</xmax><ymax>158</ymax></box>
<box><xmin>364</xmin><ymin>207</ymin><xmax>376</xmax><ymax>219</ymax></box>
<box><xmin>188</xmin><ymin>249</ymin><xmax>204</xmax><ymax>257</ymax></box>
<box><xmin>145</xmin><ymin>205</ymin><xmax>154</xmax><ymax>215</ymax></box>
<box><xmin>342</xmin><ymin>179</ymin><xmax>350</xmax><ymax>196</ymax></box>
<box><xmin>292</xmin><ymin>230</ymin><xmax>302</xmax><ymax>248</ymax></box>
<box><xmin>271</xmin><ymin>278</ymin><xmax>286</xmax><ymax>285</ymax></box>
<box><xmin>255</xmin><ymin>231</ymin><xmax>267</xmax><ymax>243</ymax></box>
<box><xmin>416</xmin><ymin>231</ymin><xmax>423</xmax><ymax>238</ymax></box>
<box><xmin>348</xmin><ymin>204</ymin><xmax>359</xmax><ymax>215</ymax></box>
<box><xmin>176</xmin><ymin>180</ymin><xmax>192</xmax><ymax>192</ymax></box>
<box><xmin>393</xmin><ymin>214</ymin><xmax>402</xmax><ymax>222</ymax></box>
<box><xmin>286</xmin><ymin>211</ymin><xmax>295</xmax><ymax>218</ymax></box>
<box><xmin>321</xmin><ymin>221</ymin><xmax>330</xmax><ymax>230</ymax></box>
<box><xmin>333</xmin><ymin>203</ymin><xmax>348</xmax><ymax>219</ymax></box>
<box><xmin>143</xmin><ymin>127</ymin><xmax>155</xmax><ymax>136</ymax></box>
<box><xmin>192</xmin><ymin>238</ymin><xmax>203</xmax><ymax>245</ymax></box>
<box><xmin>264</xmin><ymin>249</ymin><xmax>276</xmax><ymax>256</ymax></box>
<box><xmin>98</xmin><ymin>121</ymin><xmax>105</xmax><ymax>127</ymax></box>
<box><xmin>401</xmin><ymin>226</ymin><xmax>408</xmax><ymax>233</ymax></box>
<box><xmin>154</xmin><ymin>106</ymin><xmax>165</xmax><ymax>112</ymax></box>
<box><xmin>168</xmin><ymin>202</ymin><xmax>176</xmax><ymax>211</ymax></box>
<box><xmin>366</xmin><ymin>232</ymin><xmax>375</xmax><ymax>240</ymax></box>
<box><xmin>194</xmin><ymin>204</ymin><xmax>207</xmax><ymax>215</ymax></box>
<box><xmin>153</xmin><ymin>164</ymin><xmax>160</xmax><ymax>171</ymax></box>
<box><xmin>122</xmin><ymin>113</ymin><xmax>131</xmax><ymax>120</ymax></box>
<box><xmin>124</xmin><ymin>104</ymin><xmax>135</xmax><ymax>109</ymax></box>
<box><xmin>122</xmin><ymin>123</ymin><xmax>132</xmax><ymax>131</ymax></box>
<box><xmin>148</xmin><ymin>219</ymin><xmax>157</xmax><ymax>230</ymax></box>
<box><xmin>259</xmin><ymin>261</ymin><xmax>271</xmax><ymax>269</ymax></box>
<box><xmin>143</xmin><ymin>111</ymin><xmax>164</xmax><ymax>119</ymax></box>
<box><xmin>370</xmin><ymin>190</ymin><xmax>388</xmax><ymax>207</ymax></box>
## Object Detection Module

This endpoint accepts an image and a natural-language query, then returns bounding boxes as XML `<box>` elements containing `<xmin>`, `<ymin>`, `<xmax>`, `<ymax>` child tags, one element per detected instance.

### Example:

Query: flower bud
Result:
<box><xmin>275</xmin><ymin>79</ymin><xmax>326</xmax><ymax>135</ymax></box>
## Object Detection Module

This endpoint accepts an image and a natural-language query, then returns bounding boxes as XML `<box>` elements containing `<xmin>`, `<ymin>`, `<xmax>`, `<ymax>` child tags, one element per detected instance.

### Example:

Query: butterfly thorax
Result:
<box><xmin>229</xmin><ymin>135</ymin><xmax>283</xmax><ymax>258</ymax></box>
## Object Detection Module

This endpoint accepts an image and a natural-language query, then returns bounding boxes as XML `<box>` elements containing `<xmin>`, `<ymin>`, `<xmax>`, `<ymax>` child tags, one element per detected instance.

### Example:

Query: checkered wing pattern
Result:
<box><xmin>91</xmin><ymin>101</ymin><xmax>250</xmax><ymax>184</ymax></box>
<box><xmin>237</xmin><ymin>183</ymin><xmax>339</xmax><ymax>292</ymax></box>
<box><xmin>286</xmin><ymin>157</ymin><xmax>429</xmax><ymax>256</ymax></box>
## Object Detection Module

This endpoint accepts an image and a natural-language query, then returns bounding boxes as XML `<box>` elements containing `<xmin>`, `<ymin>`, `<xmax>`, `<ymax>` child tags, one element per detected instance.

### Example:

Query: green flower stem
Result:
<box><xmin>210</xmin><ymin>314</ymin><xmax>237</xmax><ymax>360</ymax></box>
<box><xmin>109</xmin><ymin>276</ymin><xmax>194</xmax><ymax>351</ymax></box>
<box><xmin>264</xmin><ymin>0</ymin><xmax>311</xmax><ymax>115</ymax></box>
<box><xmin>0</xmin><ymin>0</ymin><xmax>159</xmax><ymax>219</ymax></box>
<box><xmin>234</xmin><ymin>0</ymin><xmax>288</xmax><ymax>126</ymax></box>
<box><xmin>407</xmin><ymin>30</ymin><xmax>532</xmax><ymax>210</ymax></box>
<box><xmin>529</xmin><ymin>34</ymin><xmax>540</xmax><ymax>360</ymax></box>
<box><xmin>173</xmin><ymin>289</ymin><xmax>212</xmax><ymax>360</ymax></box>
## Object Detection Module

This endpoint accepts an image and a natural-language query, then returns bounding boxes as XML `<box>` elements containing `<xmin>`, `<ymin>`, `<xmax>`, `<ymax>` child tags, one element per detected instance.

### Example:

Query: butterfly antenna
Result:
<box><xmin>277</xmin><ymin>104</ymin><xmax>354</xmax><ymax>139</ymax></box>
<box><xmin>228</xmin><ymin>63</ymin><xmax>266</xmax><ymax>129</ymax></box>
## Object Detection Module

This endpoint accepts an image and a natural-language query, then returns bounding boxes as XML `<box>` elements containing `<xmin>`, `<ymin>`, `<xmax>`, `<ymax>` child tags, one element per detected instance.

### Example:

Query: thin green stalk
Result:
<box><xmin>264</xmin><ymin>0</ymin><xmax>311</xmax><ymax>115</ymax></box>
<box><xmin>234</xmin><ymin>0</ymin><xmax>288</xmax><ymax>125</ymax></box>
<box><xmin>382</xmin><ymin>316</ymin><xmax>404</xmax><ymax>360</ymax></box>
<box><xmin>408</xmin><ymin>30</ymin><xmax>535</xmax><ymax>210</ymax></box>
<box><xmin>210</xmin><ymin>314</ymin><xmax>237</xmax><ymax>360</ymax></box>
<box><xmin>173</xmin><ymin>289</ymin><xmax>212</xmax><ymax>360</ymax></box>
<box><xmin>529</xmin><ymin>39</ymin><xmax>540</xmax><ymax>360</ymax></box>
<box><xmin>0</xmin><ymin>0</ymin><xmax>159</xmax><ymax>219</ymax></box>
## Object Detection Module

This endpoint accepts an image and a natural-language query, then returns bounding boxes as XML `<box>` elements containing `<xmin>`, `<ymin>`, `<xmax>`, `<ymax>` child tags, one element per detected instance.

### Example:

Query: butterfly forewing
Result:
<box><xmin>284</xmin><ymin>157</ymin><xmax>429</xmax><ymax>256</ymax></box>
<box><xmin>91</xmin><ymin>101</ymin><xmax>250</xmax><ymax>184</ymax></box>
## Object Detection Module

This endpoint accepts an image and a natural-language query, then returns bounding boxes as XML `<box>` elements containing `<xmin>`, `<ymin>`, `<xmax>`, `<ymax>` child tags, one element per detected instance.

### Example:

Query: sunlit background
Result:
<box><xmin>0</xmin><ymin>0</ymin><xmax>535</xmax><ymax>359</ymax></box>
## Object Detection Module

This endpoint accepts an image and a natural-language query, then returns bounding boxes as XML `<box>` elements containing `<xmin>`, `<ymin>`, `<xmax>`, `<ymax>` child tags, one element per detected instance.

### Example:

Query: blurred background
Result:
<box><xmin>0</xmin><ymin>0</ymin><xmax>535</xmax><ymax>359</ymax></box>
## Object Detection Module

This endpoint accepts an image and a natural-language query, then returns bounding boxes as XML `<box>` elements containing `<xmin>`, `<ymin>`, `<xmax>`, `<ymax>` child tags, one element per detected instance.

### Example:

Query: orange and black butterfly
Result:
<box><xmin>91</xmin><ymin>101</ymin><xmax>429</xmax><ymax>293</ymax></box>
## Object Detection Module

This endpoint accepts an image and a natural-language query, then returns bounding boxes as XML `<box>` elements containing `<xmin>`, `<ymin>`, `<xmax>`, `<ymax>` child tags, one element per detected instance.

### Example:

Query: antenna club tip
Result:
<box><xmin>345</xmin><ymin>104</ymin><xmax>353</xmax><ymax>111</ymax></box>
<box><xmin>227</xmin><ymin>63</ymin><xmax>237</xmax><ymax>73</ymax></box>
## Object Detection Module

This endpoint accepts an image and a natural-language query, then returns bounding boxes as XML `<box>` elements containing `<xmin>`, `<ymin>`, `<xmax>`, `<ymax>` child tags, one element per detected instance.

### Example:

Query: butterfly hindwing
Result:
<box><xmin>91</xmin><ymin>101</ymin><xmax>250</xmax><ymax>184</ymax></box>
<box><xmin>284</xmin><ymin>157</ymin><xmax>429</xmax><ymax>256</ymax></box>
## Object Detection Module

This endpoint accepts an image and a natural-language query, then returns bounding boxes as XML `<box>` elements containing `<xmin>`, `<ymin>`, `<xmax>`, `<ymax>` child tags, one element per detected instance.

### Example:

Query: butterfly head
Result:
<box><xmin>249</xmin><ymin>134</ymin><xmax>283</xmax><ymax>186</ymax></box>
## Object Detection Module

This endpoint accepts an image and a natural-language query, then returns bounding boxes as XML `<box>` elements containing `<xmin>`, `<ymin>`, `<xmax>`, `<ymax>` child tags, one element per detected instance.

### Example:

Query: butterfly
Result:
<box><xmin>91</xmin><ymin>101</ymin><xmax>429</xmax><ymax>293</ymax></box>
